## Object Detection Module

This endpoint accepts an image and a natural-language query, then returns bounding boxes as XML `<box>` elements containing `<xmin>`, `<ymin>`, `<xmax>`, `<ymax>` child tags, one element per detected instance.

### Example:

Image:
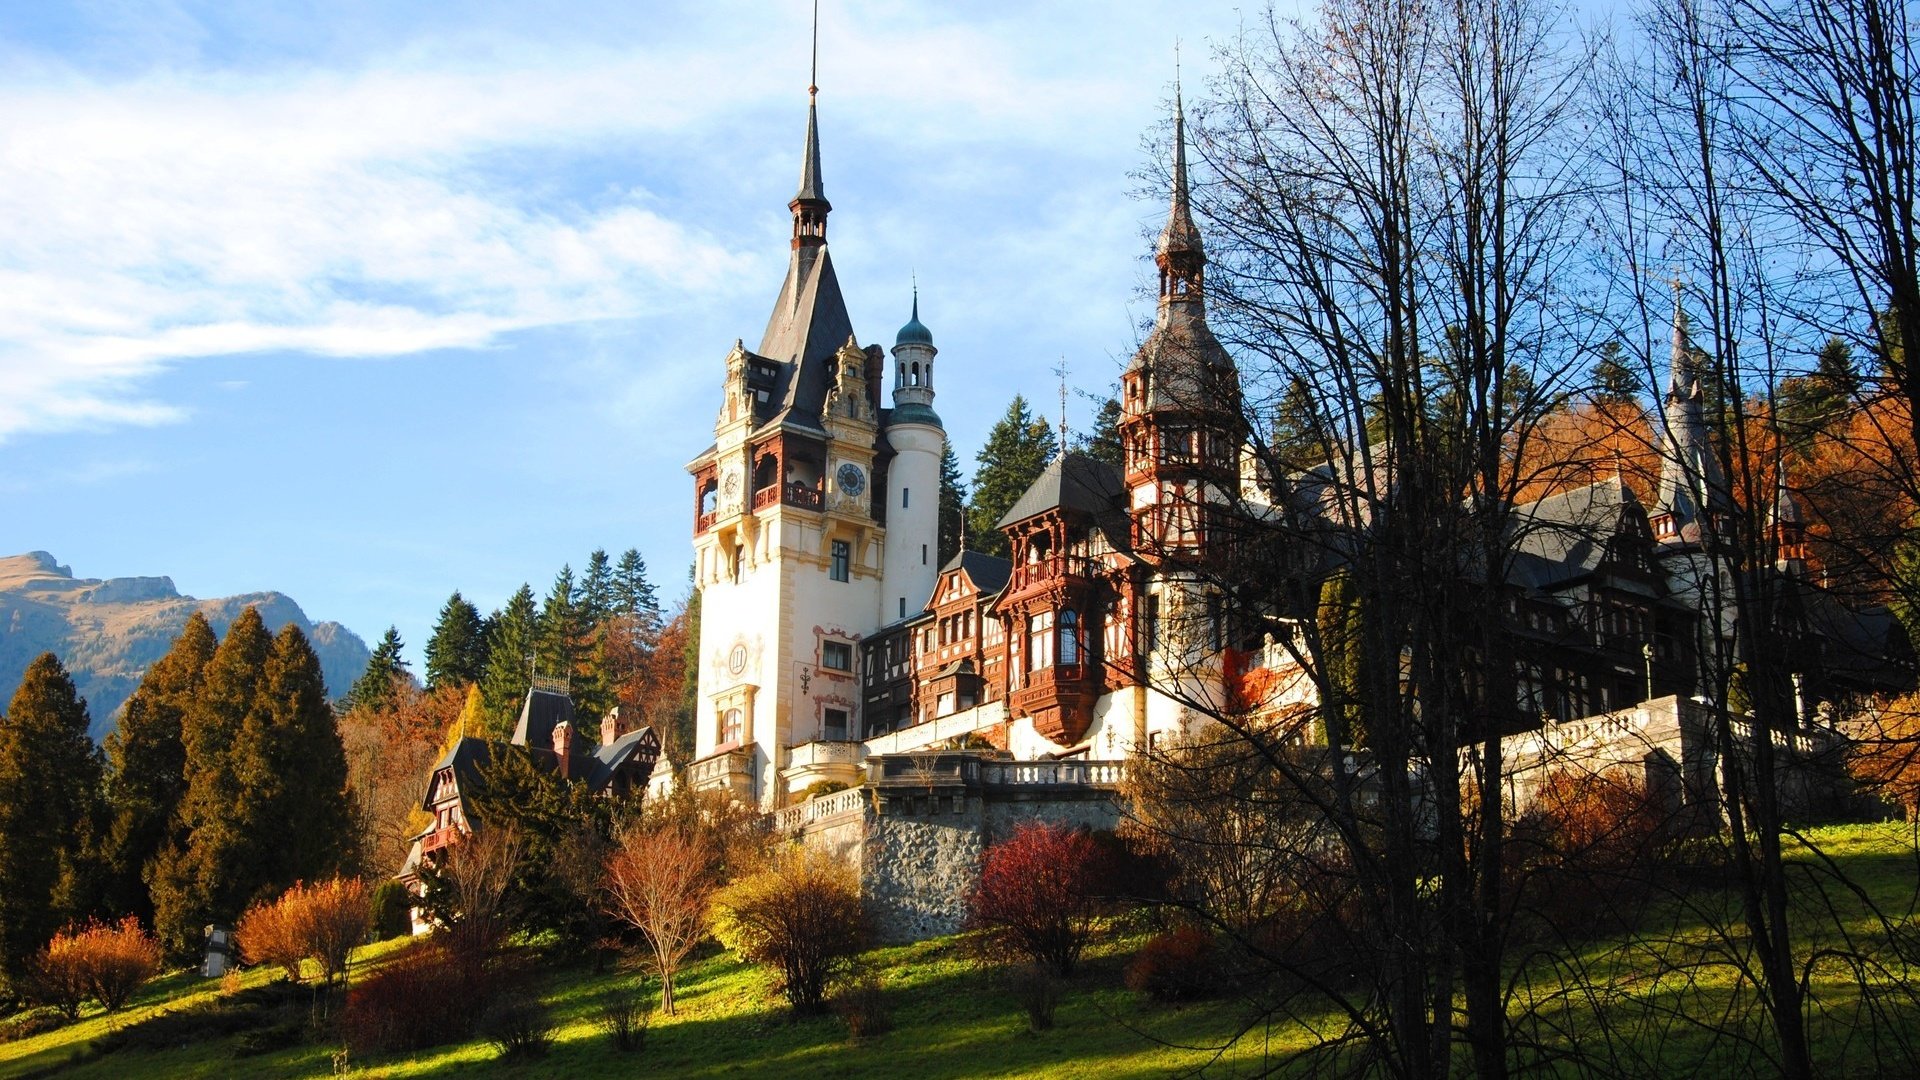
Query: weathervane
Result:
<box><xmin>1054</xmin><ymin>357</ymin><xmax>1071</xmax><ymax>458</ymax></box>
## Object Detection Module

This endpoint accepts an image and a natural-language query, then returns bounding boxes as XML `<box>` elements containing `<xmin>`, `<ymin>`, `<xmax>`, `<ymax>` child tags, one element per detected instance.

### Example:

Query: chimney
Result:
<box><xmin>602</xmin><ymin>706</ymin><xmax>622</xmax><ymax>748</ymax></box>
<box><xmin>552</xmin><ymin>720</ymin><xmax>575</xmax><ymax>779</ymax></box>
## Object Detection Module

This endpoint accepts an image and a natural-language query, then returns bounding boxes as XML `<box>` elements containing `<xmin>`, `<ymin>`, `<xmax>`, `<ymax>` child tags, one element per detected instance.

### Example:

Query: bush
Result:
<box><xmin>967</xmin><ymin>823</ymin><xmax>1106</xmax><ymax>976</ymax></box>
<box><xmin>370</xmin><ymin>880</ymin><xmax>414</xmax><ymax>942</ymax></box>
<box><xmin>596</xmin><ymin>984</ymin><xmax>652</xmax><ymax>1053</ymax></box>
<box><xmin>25</xmin><ymin>917</ymin><xmax>163</xmax><ymax>1019</ymax></box>
<box><xmin>803</xmin><ymin>780</ymin><xmax>850</xmax><ymax>800</ymax></box>
<box><xmin>479</xmin><ymin>992</ymin><xmax>553</xmax><ymax>1061</ymax></box>
<box><xmin>339</xmin><ymin>942</ymin><xmax>496</xmax><ymax>1055</ymax></box>
<box><xmin>1008</xmin><ymin>964</ymin><xmax>1061</xmax><ymax>1031</ymax></box>
<box><xmin>1511</xmin><ymin>769</ymin><xmax>1671</xmax><ymax>935</ymax></box>
<box><xmin>236</xmin><ymin>878</ymin><xmax>372</xmax><ymax>987</ymax></box>
<box><xmin>712</xmin><ymin>847</ymin><xmax>867</xmax><ymax>1016</ymax></box>
<box><xmin>0</xmin><ymin>1009</ymin><xmax>69</xmax><ymax>1045</ymax></box>
<box><xmin>1124</xmin><ymin>927</ymin><xmax>1218</xmax><ymax>1002</ymax></box>
<box><xmin>831</xmin><ymin>970</ymin><xmax>893</xmax><ymax>1041</ymax></box>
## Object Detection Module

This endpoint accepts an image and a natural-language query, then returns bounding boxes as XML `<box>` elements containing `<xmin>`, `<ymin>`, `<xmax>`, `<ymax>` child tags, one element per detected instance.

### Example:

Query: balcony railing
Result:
<box><xmin>786</xmin><ymin>740</ymin><xmax>865</xmax><ymax>770</ymax></box>
<box><xmin>1007</xmin><ymin>555</ymin><xmax>1096</xmax><ymax>594</ymax></box>
<box><xmin>420</xmin><ymin>826</ymin><xmax>461</xmax><ymax>855</ymax></box>
<box><xmin>695</xmin><ymin>510</ymin><xmax>718</xmax><ymax>534</ymax></box>
<box><xmin>769</xmin><ymin>786</ymin><xmax>869</xmax><ymax>833</ymax></box>
<box><xmin>981</xmin><ymin>760</ymin><xmax>1126</xmax><ymax>787</ymax></box>
<box><xmin>687</xmin><ymin>744</ymin><xmax>754</xmax><ymax>789</ymax></box>
<box><xmin>783</xmin><ymin>482</ymin><xmax>824</xmax><ymax>511</ymax></box>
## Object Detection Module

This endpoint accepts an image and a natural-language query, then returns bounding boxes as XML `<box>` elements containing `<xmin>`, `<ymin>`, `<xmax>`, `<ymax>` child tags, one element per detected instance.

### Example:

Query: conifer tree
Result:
<box><xmin>1778</xmin><ymin>337</ymin><xmax>1860</xmax><ymax>450</ymax></box>
<box><xmin>150</xmin><ymin>606</ymin><xmax>273</xmax><ymax>956</ymax></box>
<box><xmin>424</xmin><ymin>591</ymin><xmax>488</xmax><ymax>690</ymax></box>
<box><xmin>103</xmin><ymin>613</ymin><xmax>215</xmax><ymax>922</ymax></box>
<box><xmin>347</xmin><ymin>627</ymin><xmax>409</xmax><ymax>712</ymax></box>
<box><xmin>938</xmin><ymin>444</ymin><xmax>968</xmax><ymax>564</ymax></box>
<box><xmin>1590</xmin><ymin>340</ymin><xmax>1641</xmax><ymax>405</ymax></box>
<box><xmin>966</xmin><ymin>395</ymin><xmax>1058</xmax><ymax>559</ymax></box>
<box><xmin>0</xmin><ymin>654</ymin><xmax>106</xmax><ymax>981</ymax></box>
<box><xmin>1269</xmin><ymin>375</ymin><xmax>1323</xmax><ymax>465</ymax></box>
<box><xmin>1076</xmin><ymin>397</ymin><xmax>1125</xmax><ymax>474</ymax></box>
<box><xmin>238</xmin><ymin>625</ymin><xmax>354</xmax><ymax>892</ymax></box>
<box><xmin>479</xmin><ymin>585</ymin><xmax>540</xmax><ymax>738</ymax></box>
<box><xmin>581</xmin><ymin>549</ymin><xmax>614</xmax><ymax>629</ymax></box>
<box><xmin>538</xmin><ymin>566</ymin><xmax>581</xmax><ymax>678</ymax></box>
<box><xmin>614</xmin><ymin>548</ymin><xmax>660</xmax><ymax>627</ymax></box>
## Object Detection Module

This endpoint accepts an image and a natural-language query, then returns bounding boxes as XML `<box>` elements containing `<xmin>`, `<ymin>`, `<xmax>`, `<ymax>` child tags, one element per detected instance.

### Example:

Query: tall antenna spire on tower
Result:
<box><xmin>810</xmin><ymin>0</ymin><xmax>820</xmax><ymax>97</ymax></box>
<box><xmin>1054</xmin><ymin>357</ymin><xmax>1071</xmax><ymax>458</ymax></box>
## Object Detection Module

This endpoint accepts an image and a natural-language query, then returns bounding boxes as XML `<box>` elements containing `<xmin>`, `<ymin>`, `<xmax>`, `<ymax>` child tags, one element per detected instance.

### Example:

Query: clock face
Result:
<box><xmin>837</xmin><ymin>462</ymin><xmax>866</xmax><ymax>498</ymax></box>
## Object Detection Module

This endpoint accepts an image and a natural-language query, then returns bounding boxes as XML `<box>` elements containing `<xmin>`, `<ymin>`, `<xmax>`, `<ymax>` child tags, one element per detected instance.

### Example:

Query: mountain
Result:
<box><xmin>0</xmin><ymin>551</ymin><xmax>371</xmax><ymax>740</ymax></box>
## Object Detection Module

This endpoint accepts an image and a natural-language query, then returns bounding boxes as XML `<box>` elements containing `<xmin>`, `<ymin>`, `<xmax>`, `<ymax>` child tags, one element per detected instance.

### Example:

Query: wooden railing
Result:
<box><xmin>783</xmin><ymin>483</ymin><xmax>824</xmax><ymax>510</ymax></box>
<box><xmin>1007</xmin><ymin>555</ymin><xmax>1096</xmax><ymax>594</ymax></box>
<box><xmin>420</xmin><ymin>826</ymin><xmax>461</xmax><ymax>855</ymax></box>
<box><xmin>695</xmin><ymin>510</ymin><xmax>718</xmax><ymax>534</ymax></box>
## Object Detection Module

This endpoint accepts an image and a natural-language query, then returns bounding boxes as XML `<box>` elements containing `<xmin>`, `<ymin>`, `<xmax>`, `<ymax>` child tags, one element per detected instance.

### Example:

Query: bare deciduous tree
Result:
<box><xmin>603</xmin><ymin>823</ymin><xmax>712</xmax><ymax>1015</ymax></box>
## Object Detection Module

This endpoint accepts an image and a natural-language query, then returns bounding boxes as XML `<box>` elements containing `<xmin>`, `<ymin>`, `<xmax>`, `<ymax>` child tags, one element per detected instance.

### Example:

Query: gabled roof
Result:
<box><xmin>996</xmin><ymin>452</ymin><xmax>1127</xmax><ymax>531</ymax></box>
<box><xmin>941</xmin><ymin>550</ymin><xmax>1013</xmax><ymax>598</ymax></box>
<box><xmin>510</xmin><ymin>687</ymin><xmax>576</xmax><ymax>752</ymax></box>
<box><xmin>756</xmin><ymin>248</ymin><xmax>855</xmax><ymax>432</ymax></box>
<box><xmin>419</xmin><ymin>736</ymin><xmax>492</xmax><ymax>813</ymax></box>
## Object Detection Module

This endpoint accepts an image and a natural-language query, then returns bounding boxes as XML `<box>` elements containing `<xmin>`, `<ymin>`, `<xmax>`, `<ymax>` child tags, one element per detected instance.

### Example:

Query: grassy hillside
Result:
<box><xmin>2</xmin><ymin>821</ymin><xmax>1915</xmax><ymax>1079</ymax></box>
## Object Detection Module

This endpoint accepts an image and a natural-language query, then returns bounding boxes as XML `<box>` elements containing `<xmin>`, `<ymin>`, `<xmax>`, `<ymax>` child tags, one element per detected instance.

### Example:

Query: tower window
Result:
<box><xmin>830</xmin><ymin>540</ymin><xmax>850</xmax><ymax>582</ymax></box>
<box><xmin>823</xmin><ymin>708</ymin><xmax>848</xmax><ymax>741</ymax></box>
<box><xmin>903</xmin><ymin>487</ymin><xmax>910</xmax><ymax>508</ymax></box>
<box><xmin>720</xmin><ymin>708</ymin><xmax>743</xmax><ymax>746</ymax></box>
<box><xmin>899</xmin><ymin>597</ymin><xmax>907</xmax><ymax>618</ymax></box>
<box><xmin>922</xmin><ymin>544</ymin><xmax>928</xmax><ymax>565</ymax></box>
<box><xmin>822</xmin><ymin>641</ymin><xmax>853</xmax><ymax>671</ymax></box>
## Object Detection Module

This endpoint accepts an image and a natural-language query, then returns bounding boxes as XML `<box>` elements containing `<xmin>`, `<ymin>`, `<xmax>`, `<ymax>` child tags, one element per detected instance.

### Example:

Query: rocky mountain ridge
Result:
<box><xmin>0</xmin><ymin>551</ymin><xmax>370</xmax><ymax>739</ymax></box>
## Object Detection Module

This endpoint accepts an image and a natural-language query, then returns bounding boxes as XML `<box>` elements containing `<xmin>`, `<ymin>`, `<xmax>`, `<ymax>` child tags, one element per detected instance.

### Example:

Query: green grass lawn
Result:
<box><xmin>2</xmin><ymin>821</ymin><xmax>1915</xmax><ymax>1079</ymax></box>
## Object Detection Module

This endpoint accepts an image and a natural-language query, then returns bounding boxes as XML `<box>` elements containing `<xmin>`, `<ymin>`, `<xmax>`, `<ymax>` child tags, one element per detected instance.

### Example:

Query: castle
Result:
<box><xmin>678</xmin><ymin>80</ymin><xmax>1910</xmax><ymax>817</ymax></box>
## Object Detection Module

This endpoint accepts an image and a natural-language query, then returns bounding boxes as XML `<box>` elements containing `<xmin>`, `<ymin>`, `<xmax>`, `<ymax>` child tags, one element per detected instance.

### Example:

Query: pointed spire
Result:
<box><xmin>1668</xmin><ymin>279</ymin><xmax>1692</xmax><ymax>399</ymax></box>
<box><xmin>797</xmin><ymin>93</ymin><xmax>826</xmax><ymax>205</ymax></box>
<box><xmin>1156</xmin><ymin>70</ymin><xmax>1205</xmax><ymax>307</ymax></box>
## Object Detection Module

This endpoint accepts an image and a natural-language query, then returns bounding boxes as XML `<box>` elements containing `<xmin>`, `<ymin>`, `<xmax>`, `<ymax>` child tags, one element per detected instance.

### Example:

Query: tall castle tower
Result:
<box><xmin>685</xmin><ymin>87</ymin><xmax>889</xmax><ymax>808</ymax></box>
<box><xmin>880</xmin><ymin>291</ymin><xmax>944</xmax><ymax>625</ymax></box>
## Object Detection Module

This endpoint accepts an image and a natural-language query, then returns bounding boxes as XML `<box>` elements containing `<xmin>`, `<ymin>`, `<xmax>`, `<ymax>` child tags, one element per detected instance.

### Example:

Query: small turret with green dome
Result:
<box><xmin>896</xmin><ymin>291</ymin><xmax>934</xmax><ymax>347</ymax></box>
<box><xmin>890</xmin><ymin>286</ymin><xmax>940</xmax><ymax>428</ymax></box>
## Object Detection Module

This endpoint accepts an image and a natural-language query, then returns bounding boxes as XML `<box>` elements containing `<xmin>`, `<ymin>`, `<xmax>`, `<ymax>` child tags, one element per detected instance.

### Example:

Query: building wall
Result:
<box><xmin>879</xmin><ymin>421</ymin><xmax>943</xmax><ymax>627</ymax></box>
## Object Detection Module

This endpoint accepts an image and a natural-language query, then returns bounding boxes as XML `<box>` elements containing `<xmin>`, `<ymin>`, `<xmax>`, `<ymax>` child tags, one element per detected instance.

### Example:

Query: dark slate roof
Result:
<box><xmin>941</xmin><ymin>550</ymin><xmax>1013</xmax><ymax>597</ymax></box>
<box><xmin>511</xmin><ymin>687</ymin><xmax>576</xmax><ymax>753</ymax></box>
<box><xmin>419</xmin><ymin>736</ymin><xmax>492</xmax><ymax>813</ymax></box>
<box><xmin>1123</xmin><ymin>304</ymin><xmax>1238</xmax><ymax>413</ymax></box>
<box><xmin>795</xmin><ymin>96</ymin><xmax>826</xmax><ymax>205</ymax></box>
<box><xmin>586</xmin><ymin>726</ymin><xmax>663</xmax><ymax>789</ymax></box>
<box><xmin>753</xmin><ymin>248</ymin><xmax>855</xmax><ymax>433</ymax></box>
<box><xmin>995</xmin><ymin>452</ymin><xmax>1127</xmax><ymax>531</ymax></box>
<box><xmin>1509</xmin><ymin>479</ymin><xmax>1640</xmax><ymax>586</ymax></box>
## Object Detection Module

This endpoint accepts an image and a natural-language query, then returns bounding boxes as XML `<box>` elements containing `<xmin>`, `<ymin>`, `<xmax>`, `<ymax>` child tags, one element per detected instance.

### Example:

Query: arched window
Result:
<box><xmin>720</xmin><ymin>708</ymin><xmax>743</xmax><ymax>746</ymax></box>
<box><xmin>699</xmin><ymin>479</ymin><xmax>718</xmax><ymax>515</ymax></box>
<box><xmin>1059</xmin><ymin>609</ymin><xmax>1080</xmax><ymax>666</ymax></box>
<box><xmin>910</xmin><ymin>361</ymin><xmax>920</xmax><ymax>385</ymax></box>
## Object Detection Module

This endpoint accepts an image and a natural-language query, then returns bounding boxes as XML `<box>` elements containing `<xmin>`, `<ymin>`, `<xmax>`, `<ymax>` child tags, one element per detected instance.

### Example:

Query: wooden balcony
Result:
<box><xmin>695</xmin><ymin>510</ymin><xmax>718</xmax><ymax>534</ymax></box>
<box><xmin>1009</xmin><ymin>663</ymin><xmax>1096</xmax><ymax>744</ymax></box>
<box><xmin>751</xmin><ymin>482</ymin><xmax>824</xmax><ymax>512</ymax></box>
<box><xmin>1006</xmin><ymin>555</ymin><xmax>1096</xmax><ymax>595</ymax></box>
<box><xmin>420</xmin><ymin>826</ymin><xmax>461</xmax><ymax>855</ymax></box>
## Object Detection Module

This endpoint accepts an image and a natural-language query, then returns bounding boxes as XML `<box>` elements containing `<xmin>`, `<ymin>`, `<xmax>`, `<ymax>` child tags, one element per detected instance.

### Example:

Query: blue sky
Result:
<box><xmin>0</xmin><ymin>0</ymin><xmax>1272</xmax><ymax>666</ymax></box>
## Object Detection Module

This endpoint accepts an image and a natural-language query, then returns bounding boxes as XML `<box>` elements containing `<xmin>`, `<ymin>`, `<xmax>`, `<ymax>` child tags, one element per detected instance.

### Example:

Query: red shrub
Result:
<box><xmin>1511</xmin><ymin>770</ymin><xmax>1671</xmax><ymax>934</ymax></box>
<box><xmin>1124</xmin><ymin>927</ymin><xmax>1218</xmax><ymax>1001</ymax></box>
<box><xmin>339</xmin><ymin>942</ymin><xmax>498</xmax><ymax>1055</ymax></box>
<box><xmin>967</xmin><ymin>823</ymin><xmax>1105</xmax><ymax>976</ymax></box>
<box><xmin>235</xmin><ymin>878</ymin><xmax>373</xmax><ymax>987</ymax></box>
<box><xmin>26</xmin><ymin>917</ymin><xmax>163</xmax><ymax>1018</ymax></box>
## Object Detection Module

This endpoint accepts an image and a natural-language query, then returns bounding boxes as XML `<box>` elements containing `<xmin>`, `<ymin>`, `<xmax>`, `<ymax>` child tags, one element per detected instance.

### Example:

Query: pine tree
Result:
<box><xmin>424</xmin><ymin>592</ymin><xmax>488</xmax><ymax>690</ymax></box>
<box><xmin>103</xmin><ymin>613</ymin><xmax>215</xmax><ymax>922</ymax></box>
<box><xmin>150</xmin><ymin>606</ymin><xmax>272</xmax><ymax>956</ymax></box>
<box><xmin>613</xmin><ymin>548</ymin><xmax>661</xmax><ymax>627</ymax></box>
<box><xmin>937</xmin><ymin>445</ymin><xmax>968</xmax><ymax>565</ymax></box>
<box><xmin>581</xmin><ymin>550</ymin><xmax>615</xmax><ymax>629</ymax></box>
<box><xmin>966</xmin><ymin>395</ymin><xmax>1059</xmax><ymax>559</ymax></box>
<box><xmin>479</xmin><ymin>585</ymin><xmax>540</xmax><ymax>738</ymax></box>
<box><xmin>1778</xmin><ymin>337</ymin><xmax>1859</xmax><ymax>451</ymax></box>
<box><xmin>538</xmin><ymin>566</ymin><xmax>581</xmax><ymax>678</ymax></box>
<box><xmin>0</xmin><ymin>654</ymin><xmax>106</xmax><ymax>981</ymax></box>
<box><xmin>1076</xmin><ymin>397</ymin><xmax>1125</xmax><ymax>474</ymax></box>
<box><xmin>347</xmin><ymin>627</ymin><xmax>409</xmax><ymax>712</ymax></box>
<box><xmin>1590</xmin><ymin>340</ymin><xmax>1641</xmax><ymax>405</ymax></box>
<box><xmin>237</xmin><ymin>625</ymin><xmax>354</xmax><ymax>892</ymax></box>
<box><xmin>1269</xmin><ymin>375</ymin><xmax>1322</xmax><ymax>465</ymax></box>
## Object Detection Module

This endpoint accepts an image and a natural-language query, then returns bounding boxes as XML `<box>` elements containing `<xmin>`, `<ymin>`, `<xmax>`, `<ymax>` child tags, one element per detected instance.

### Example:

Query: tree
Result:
<box><xmin>937</xmin><ymin>445</ymin><xmax>968</xmax><ymax>565</ymax></box>
<box><xmin>1076</xmin><ymin>397</ymin><xmax>1125</xmax><ymax>475</ymax></box>
<box><xmin>464</xmin><ymin>745</ymin><xmax>623</xmax><ymax>949</ymax></box>
<box><xmin>580</xmin><ymin>549</ymin><xmax>615</xmax><ymax>630</ymax></box>
<box><xmin>1777</xmin><ymin>338</ymin><xmax>1860</xmax><ymax>451</ymax></box>
<box><xmin>1590</xmin><ymin>339</ymin><xmax>1642</xmax><ymax>405</ymax></box>
<box><xmin>103</xmin><ymin>612</ymin><xmax>215</xmax><ymax>922</ymax></box>
<box><xmin>25</xmin><ymin>917</ymin><xmax>160</xmax><ymax>1019</ymax></box>
<box><xmin>419</xmin><ymin>824</ymin><xmax>525</xmax><ymax>959</ymax></box>
<box><xmin>537</xmin><ymin>566</ymin><xmax>582</xmax><ymax>683</ymax></box>
<box><xmin>347</xmin><ymin>627</ymin><xmax>410</xmax><ymax>712</ymax></box>
<box><xmin>966</xmin><ymin>823</ymin><xmax>1106</xmax><ymax>976</ymax></box>
<box><xmin>612</xmin><ymin>549</ymin><xmax>660</xmax><ymax>627</ymax></box>
<box><xmin>966</xmin><ymin>395</ymin><xmax>1058</xmax><ymax>558</ymax></box>
<box><xmin>424</xmin><ymin>592</ymin><xmax>488</xmax><ymax>691</ymax></box>
<box><xmin>152</xmin><ymin>607</ymin><xmax>271</xmax><ymax>955</ymax></box>
<box><xmin>0</xmin><ymin>654</ymin><xmax>106</xmax><ymax>983</ymax></box>
<box><xmin>711</xmin><ymin>846</ymin><xmax>866</xmax><ymax>1016</ymax></box>
<box><xmin>479</xmin><ymin>585</ymin><xmax>539</xmax><ymax>738</ymax></box>
<box><xmin>602</xmin><ymin>824</ymin><xmax>713</xmax><ymax>1014</ymax></box>
<box><xmin>340</xmin><ymin>680</ymin><xmax>462</xmax><ymax>874</ymax></box>
<box><xmin>240</xmin><ymin>624</ymin><xmax>355</xmax><ymax>891</ymax></box>
<box><xmin>237</xmin><ymin>877</ymin><xmax>371</xmax><ymax>988</ymax></box>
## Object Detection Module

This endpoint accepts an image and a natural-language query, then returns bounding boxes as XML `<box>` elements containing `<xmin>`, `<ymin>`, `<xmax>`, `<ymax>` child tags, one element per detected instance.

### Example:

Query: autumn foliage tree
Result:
<box><xmin>711</xmin><ymin>847</ymin><xmax>866</xmax><ymax>1016</ymax></box>
<box><xmin>603</xmin><ymin>824</ymin><xmax>712</xmax><ymax>1014</ymax></box>
<box><xmin>966</xmin><ymin>823</ymin><xmax>1106</xmax><ymax>976</ymax></box>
